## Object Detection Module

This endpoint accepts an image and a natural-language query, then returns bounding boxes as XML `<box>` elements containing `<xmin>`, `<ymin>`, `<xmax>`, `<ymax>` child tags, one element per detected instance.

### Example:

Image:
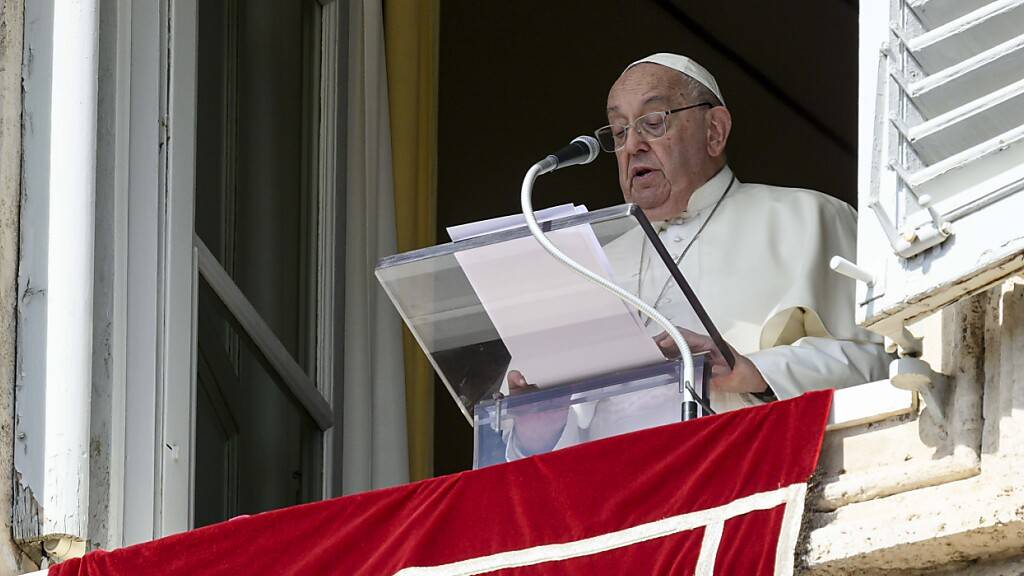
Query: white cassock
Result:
<box><xmin>509</xmin><ymin>165</ymin><xmax>890</xmax><ymax>455</ymax></box>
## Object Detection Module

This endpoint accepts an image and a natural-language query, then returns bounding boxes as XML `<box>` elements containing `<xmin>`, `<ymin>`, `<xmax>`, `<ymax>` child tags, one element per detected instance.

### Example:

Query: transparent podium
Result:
<box><xmin>375</xmin><ymin>204</ymin><xmax>731</xmax><ymax>468</ymax></box>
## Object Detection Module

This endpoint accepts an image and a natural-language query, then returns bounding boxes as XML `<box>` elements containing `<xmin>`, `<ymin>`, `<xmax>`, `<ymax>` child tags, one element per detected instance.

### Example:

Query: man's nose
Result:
<box><xmin>623</xmin><ymin>125</ymin><xmax>650</xmax><ymax>155</ymax></box>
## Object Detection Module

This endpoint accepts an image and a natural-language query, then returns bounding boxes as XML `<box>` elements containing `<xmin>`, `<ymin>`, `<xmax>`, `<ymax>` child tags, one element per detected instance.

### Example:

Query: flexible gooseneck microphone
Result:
<box><xmin>521</xmin><ymin>136</ymin><xmax>702</xmax><ymax>421</ymax></box>
<box><xmin>534</xmin><ymin>136</ymin><xmax>601</xmax><ymax>174</ymax></box>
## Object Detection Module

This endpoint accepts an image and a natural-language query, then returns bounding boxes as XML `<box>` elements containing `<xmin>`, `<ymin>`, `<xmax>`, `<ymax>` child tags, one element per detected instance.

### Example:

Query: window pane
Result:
<box><xmin>194</xmin><ymin>279</ymin><xmax>322</xmax><ymax>528</ymax></box>
<box><xmin>195</xmin><ymin>0</ymin><xmax>322</xmax><ymax>373</ymax></box>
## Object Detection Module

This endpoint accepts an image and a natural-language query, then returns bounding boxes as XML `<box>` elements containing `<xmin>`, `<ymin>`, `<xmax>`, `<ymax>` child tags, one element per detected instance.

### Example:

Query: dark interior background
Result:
<box><xmin>433</xmin><ymin>0</ymin><xmax>859</xmax><ymax>475</ymax></box>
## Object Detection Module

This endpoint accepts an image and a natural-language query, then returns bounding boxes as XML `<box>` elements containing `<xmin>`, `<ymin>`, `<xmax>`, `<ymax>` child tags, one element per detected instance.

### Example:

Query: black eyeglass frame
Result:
<box><xmin>595</xmin><ymin>102</ymin><xmax>714</xmax><ymax>153</ymax></box>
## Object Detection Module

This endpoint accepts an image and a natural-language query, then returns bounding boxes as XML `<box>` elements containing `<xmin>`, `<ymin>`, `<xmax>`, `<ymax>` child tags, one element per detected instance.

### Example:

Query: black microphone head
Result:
<box><xmin>543</xmin><ymin>135</ymin><xmax>603</xmax><ymax>173</ymax></box>
<box><xmin>570</xmin><ymin>136</ymin><xmax>600</xmax><ymax>165</ymax></box>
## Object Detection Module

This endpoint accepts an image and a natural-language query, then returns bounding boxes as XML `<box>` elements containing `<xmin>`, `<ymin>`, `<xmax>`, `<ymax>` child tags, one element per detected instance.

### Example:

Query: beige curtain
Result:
<box><xmin>342</xmin><ymin>0</ymin><xmax>409</xmax><ymax>493</ymax></box>
<box><xmin>384</xmin><ymin>0</ymin><xmax>439</xmax><ymax>482</ymax></box>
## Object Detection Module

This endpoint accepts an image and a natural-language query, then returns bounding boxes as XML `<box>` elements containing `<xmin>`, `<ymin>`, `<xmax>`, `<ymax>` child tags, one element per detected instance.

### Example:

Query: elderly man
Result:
<box><xmin>508</xmin><ymin>53</ymin><xmax>889</xmax><ymax>455</ymax></box>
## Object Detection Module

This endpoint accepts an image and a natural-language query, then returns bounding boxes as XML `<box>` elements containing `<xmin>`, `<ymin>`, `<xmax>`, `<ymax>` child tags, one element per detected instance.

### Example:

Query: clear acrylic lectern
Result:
<box><xmin>375</xmin><ymin>204</ymin><xmax>731</xmax><ymax>468</ymax></box>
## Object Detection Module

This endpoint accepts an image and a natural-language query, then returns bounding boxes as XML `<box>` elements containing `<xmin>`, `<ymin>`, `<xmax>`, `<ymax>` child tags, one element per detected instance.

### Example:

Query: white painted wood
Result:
<box><xmin>106</xmin><ymin>0</ymin><xmax>134</xmax><ymax>549</ymax></box>
<box><xmin>854</xmin><ymin>0</ymin><xmax>1024</xmax><ymax>337</ymax></box>
<box><xmin>161</xmin><ymin>0</ymin><xmax>200</xmax><ymax>538</ymax></box>
<box><xmin>903</xmin><ymin>0</ymin><xmax>1024</xmax><ymax>73</ymax></box>
<box><xmin>119</xmin><ymin>0</ymin><xmax>164</xmax><ymax>546</ymax></box>
<box><xmin>899</xmin><ymin>76</ymin><xmax>1024</xmax><ymax>163</ymax></box>
<box><xmin>42</xmin><ymin>0</ymin><xmax>99</xmax><ymax>540</ymax></box>
<box><xmin>194</xmin><ymin>236</ymin><xmax>334</xmax><ymax>430</ymax></box>
<box><xmin>14</xmin><ymin>0</ymin><xmax>55</xmax><ymax>542</ymax></box>
<box><xmin>903</xmin><ymin>34</ymin><xmax>1024</xmax><ymax>117</ymax></box>
<box><xmin>908</xmin><ymin>0</ymin><xmax>992</xmax><ymax>28</ymax></box>
<box><xmin>899</xmin><ymin>122</ymin><xmax>1024</xmax><ymax>198</ymax></box>
<box><xmin>318</xmin><ymin>0</ymin><xmax>345</xmax><ymax>498</ymax></box>
<box><xmin>13</xmin><ymin>0</ymin><xmax>100</xmax><ymax>543</ymax></box>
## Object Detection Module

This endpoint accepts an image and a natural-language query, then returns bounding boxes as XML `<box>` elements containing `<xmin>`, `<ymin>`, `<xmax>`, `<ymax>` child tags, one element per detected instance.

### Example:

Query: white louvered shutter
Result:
<box><xmin>854</xmin><ymin>0</ymin><xmax>1024</xmax><ymax>339</ymax></box>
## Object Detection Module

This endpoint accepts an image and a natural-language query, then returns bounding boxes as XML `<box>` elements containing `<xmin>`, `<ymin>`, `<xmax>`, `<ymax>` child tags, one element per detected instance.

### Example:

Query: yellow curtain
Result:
<box><xmin>384</xmin><ymin>0</ymin><xmax>439</xmax><ymax>481</ymax></box>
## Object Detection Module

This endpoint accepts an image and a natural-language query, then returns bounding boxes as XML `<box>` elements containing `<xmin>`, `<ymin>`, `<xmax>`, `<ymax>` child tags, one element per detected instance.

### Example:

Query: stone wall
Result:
<box><xmin>0</xmin><ymin>0</ymin><xmax>39</xmax><ymax>572</ymax></box>
<box><xmin>803</xmin><ymin>279</ymin><xmax>1024</xmax><ymax>574</ymax></box>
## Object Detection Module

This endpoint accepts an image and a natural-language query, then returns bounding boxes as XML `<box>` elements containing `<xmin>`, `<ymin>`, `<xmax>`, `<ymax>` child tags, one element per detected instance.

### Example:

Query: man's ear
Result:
<box><xmin>705</xmin><ymin>106</ymin><xmax>732</xmax><ymax>158</ymax></box>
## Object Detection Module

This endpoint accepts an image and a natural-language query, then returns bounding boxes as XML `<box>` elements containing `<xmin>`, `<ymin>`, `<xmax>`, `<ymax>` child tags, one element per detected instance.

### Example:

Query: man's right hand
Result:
<box><xmin>507</xmin><ymin>370</ymin><xmax>570</xmax><ymax>456</ymax></box>
<box><xmin>653</xmin><ymin>328</ymin><xmax>769</xmax><ymax>395</ymax></box>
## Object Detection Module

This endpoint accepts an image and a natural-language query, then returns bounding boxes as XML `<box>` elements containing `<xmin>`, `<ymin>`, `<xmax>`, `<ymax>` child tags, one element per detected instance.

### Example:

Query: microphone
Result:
<box><xmin>520</xmin><ymin>133</ymin><xmax>700</xmax><ymax>421</ymax></box>
<box><xmin>537</xmin><ymin>136</ymin><xmax>601</xmax><ymax>174</ymax></box>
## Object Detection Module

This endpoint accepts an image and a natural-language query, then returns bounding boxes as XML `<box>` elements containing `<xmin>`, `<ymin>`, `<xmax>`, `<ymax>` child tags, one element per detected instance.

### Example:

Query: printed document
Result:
<box><xmin>448</xmin><ymin>206</ymin><xmax>666</xmax><ymax>389</ymax></box>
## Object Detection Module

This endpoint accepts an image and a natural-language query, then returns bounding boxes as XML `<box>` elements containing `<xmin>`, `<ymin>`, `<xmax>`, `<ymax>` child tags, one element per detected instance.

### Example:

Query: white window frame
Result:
<box><xmin>106</xmin><ymin>0</ymin><xmax>347</xmax><ymax>546</ymax></box>
<box><xmin>114</xmin><ymin>0</ymin><xmax>195</xmax><ymax>544</ymax></box>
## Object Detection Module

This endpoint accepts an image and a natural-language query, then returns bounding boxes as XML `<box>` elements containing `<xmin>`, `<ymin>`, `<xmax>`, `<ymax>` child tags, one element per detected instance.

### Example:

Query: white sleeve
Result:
<box><xmin>746</xmin><ymin>336</ymin><xmax>891</xmax><ymax>400</ymax></box>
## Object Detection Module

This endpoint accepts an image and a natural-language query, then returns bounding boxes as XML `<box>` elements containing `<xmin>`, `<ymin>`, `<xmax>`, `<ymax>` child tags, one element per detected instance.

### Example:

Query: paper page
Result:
<box><xmin>453</xmin><ymin>223</ymin><xmax>666</xmax><ymax>388</ymax></box>
<box><xmin>574</xmin><ymin>205</ymin><xmax>627</xmax><ymax>309</ymax></box>
<box><xmin>447</xmin><ymin>204</ymin><xmax>579</xmax><ymax>242</ymax></box>
<box><xmin>450</xmin><ymin>204</ymin><xmax>620</xmax><ymax>284</ymax></box>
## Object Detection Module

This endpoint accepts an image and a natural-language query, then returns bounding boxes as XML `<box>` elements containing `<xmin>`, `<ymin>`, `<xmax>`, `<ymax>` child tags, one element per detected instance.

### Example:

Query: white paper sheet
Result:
<box><xmin>446</xmin><ymin>204</ymin><xmax>580</xmax><ymax>242</ymax></box>
<box><xmin>451</xmin><ymin>209</ymin><xmax>666</xmax><ymax>388</ymax></box>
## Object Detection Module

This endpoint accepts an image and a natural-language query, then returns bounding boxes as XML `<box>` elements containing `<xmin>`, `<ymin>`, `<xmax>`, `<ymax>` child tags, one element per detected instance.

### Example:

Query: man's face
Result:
<box><xmin>606</xmin><ymin>64</ymin><xmax>718</xmax><ymax>220</ymax></box>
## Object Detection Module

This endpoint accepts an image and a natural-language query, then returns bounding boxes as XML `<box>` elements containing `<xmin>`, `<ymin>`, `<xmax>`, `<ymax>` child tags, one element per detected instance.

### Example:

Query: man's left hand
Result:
<box><xmin>653</xmin><ymin>328</ymin><xmax>769</xmax><ymax>395</ymax></box>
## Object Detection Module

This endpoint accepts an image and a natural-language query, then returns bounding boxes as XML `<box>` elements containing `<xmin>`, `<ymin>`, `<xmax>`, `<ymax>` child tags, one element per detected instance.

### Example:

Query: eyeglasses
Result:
<box><xmin>594</xmin><ymin>102</ymin><xmax>713</xmax><ymax>152</ymax></box>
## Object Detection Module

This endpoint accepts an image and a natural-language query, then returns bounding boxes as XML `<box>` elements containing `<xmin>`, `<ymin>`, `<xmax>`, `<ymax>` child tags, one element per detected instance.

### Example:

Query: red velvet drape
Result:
<box><xmin>51</xmin><ymin>390</ymin><xmax>832</xmax><ymax>575</ymax></box>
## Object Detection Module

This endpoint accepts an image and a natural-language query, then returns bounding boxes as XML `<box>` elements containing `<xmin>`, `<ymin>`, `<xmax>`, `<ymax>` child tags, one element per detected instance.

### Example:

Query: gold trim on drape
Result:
<box><xmin>384</xmin><ymin>0</ymin><xmax>439</xmax><ymax>481</ymax></box>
